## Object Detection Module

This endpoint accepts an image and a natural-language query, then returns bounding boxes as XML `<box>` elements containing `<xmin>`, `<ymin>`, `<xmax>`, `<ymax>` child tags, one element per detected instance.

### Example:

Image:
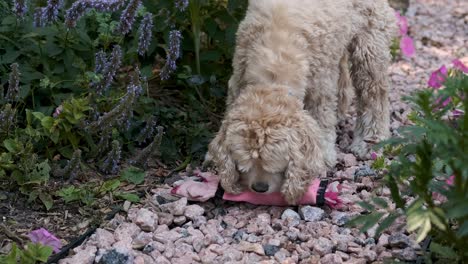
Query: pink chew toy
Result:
<box><xmin>171</xmin><ymin>170</ymin><xmax>342</xmax><ymax>208</ymax></box>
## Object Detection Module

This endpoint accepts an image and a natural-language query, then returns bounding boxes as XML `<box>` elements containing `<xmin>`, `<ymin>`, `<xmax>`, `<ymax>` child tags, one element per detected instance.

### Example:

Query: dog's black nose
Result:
<box><xmin>251</xmin><ymin>182</ymin><xmax>269</xmax><ymax>193</ymax></box>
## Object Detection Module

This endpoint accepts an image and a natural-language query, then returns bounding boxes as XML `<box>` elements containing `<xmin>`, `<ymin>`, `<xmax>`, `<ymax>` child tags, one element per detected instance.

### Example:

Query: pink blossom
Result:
<box><xmin>446</xmin><ymin>175</ymin><xmax>454</xmax><ymax>185</ymax></box>
<box><xmin>400</xmin><ymin>36</ymin><xmax>415</xmax><ymax>58</ymax></box>
<box><xmin>29</xmin><ymin>228</ymin><xmax>62</xmax><ymax>253</ymax></box>
<box><xmin>395</xmin><ymin>11</ymin><xmax>408</xmax><ymax>36</ymax></box>
<box><xmin>428</xmin><ymin>65</ymin><xmax>448</xmax><ymax>88</ymax></box>
<box><xmin>434</xmin><ymin>96</ymin><xmax>451</xmax><ymax>108</ymax></box>
<box><xmin>370</xmin><ymin>152</ymin><xmax>378</xmax><ymax>160</ymax></box>
<box><xmin>452</xmin><ymin>109</ymin><xmax>464</xmax><ymax>118</ymax></box>
<box><xmin>452</xmin><ymin>59</ymin><xmax>468</xmax><ymax>73</ymax></box>
<box><xmin>53</xmin><ymin>105</ymin><xmax>63</xmax><ymax>118</ymax></box>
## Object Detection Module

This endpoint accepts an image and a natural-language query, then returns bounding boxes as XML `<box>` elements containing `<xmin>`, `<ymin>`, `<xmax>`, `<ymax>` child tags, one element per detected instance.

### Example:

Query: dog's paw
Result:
<box><xmin>349</xmin><ymin>139</ymin><xmax>371</xmax><ymax>159</ymax></box>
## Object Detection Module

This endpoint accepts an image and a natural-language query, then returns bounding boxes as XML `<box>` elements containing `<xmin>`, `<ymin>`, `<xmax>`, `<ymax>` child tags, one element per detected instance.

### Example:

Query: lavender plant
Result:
<box><xmin>138</xmin><ymin>13</ymin><xmax>153</xmax><ymax>56</ymax></box>
<box><xmin>160</xmin><ymin>30</ymin><xmax>182</xmax><ymax>80</ymax></box>
<box><xmin>115</xmin><ymin>0</ymin><xmax>141</xmax><ymax>35</ymax></box>
<box><xmin>174</xmin><ymin>0</ymin><xmax>189</xmax><ymax>12</ymax></box>
<box><xmin>65</xmin><ymin>0</ymin><xmax>125</xmax><ymax>28</ymax></box>
<box><xmin>35</xmin><ymin>0</ymin><xmax>62</xmax><ymax>27</ymax></box>
<box><xmin>92</xmin><ymin>45</ymin><xmax>122</xmax><ymax>94</ymax></box>
<box><xmin>0</xmin><ymin>104</ymin><xmax>16</xmax><ymax>136</ymax></box>
<box><xmin>88</xmin><ymin>67</ymin><xmax>142</xmax><ymax>133</ymax></box>
<box><xmin>135</xmin><ymin>116</ymin><xmax>158</xmax><ymax>144</ymax></box>
<box><xmin>12</xmin><ymin>0</ymin><xmax>28</xmax><ymax>18</ymax></box>
<box><xmin>130</xmin><ymin>126</ymin><xmax>163</xmax><ymax>169</ymax></box>
<box><xmin>6</xmin><ymin>63</ymin><xmax>20</xmax><ymax>103</ymax></box>
<box><xmin>54</xmin><ymin>149</ymin><xmax>82</xmax><ymax>181</ymax></box>
<box><xmin>100</xmin><ymin>140</ymin><xmax>121</xmax><ymax>174</ymax></box>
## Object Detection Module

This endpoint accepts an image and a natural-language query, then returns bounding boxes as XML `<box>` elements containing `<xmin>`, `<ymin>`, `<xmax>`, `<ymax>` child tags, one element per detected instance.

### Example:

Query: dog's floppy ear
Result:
<box><xmin>281</xmin><ymin>112</ymin><xmax>326</xmax><ymax>204</ymax></box>
<box><xmin>204</xmin><ymin>121</ymin><xmax>243</xmax><ymax>194</ymax></box>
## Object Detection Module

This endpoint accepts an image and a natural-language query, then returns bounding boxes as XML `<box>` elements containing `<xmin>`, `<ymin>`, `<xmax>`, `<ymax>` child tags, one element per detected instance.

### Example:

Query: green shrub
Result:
<box><xmin>351</xmin><ymin>62</ymin><xmax>468</xmax><ymax>262</ymax></box>
<box><xmin>0</xmin><ymin>0</ymin><xmax>248</xmax><ymax>209</ymax></box>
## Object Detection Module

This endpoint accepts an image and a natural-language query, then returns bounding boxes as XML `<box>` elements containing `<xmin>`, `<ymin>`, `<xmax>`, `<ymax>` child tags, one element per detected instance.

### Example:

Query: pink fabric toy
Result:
<box><xmin>171</xmin><ymin>170</ymin><xmax>342</xmax><ymax>208</ymax></box>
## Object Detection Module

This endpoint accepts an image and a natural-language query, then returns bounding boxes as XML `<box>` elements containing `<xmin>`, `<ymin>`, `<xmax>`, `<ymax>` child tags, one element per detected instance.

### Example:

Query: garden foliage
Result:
<box><xmin>351</xmin><ymin>62</ymin><xmax>468</xmax><ymax>262</ymax></box>
<box><xmin>0</xmin><ymin>0</ymin><xmax>248</xmax><ymax>209</ymax></box>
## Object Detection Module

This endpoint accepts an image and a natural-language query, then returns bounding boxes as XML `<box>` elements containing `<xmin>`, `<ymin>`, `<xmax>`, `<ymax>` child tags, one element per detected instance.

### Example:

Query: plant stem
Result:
<box><xmin>189</xmin><ymin>0</ymin><xmax>202</xmax><ymax>75</ymax></box>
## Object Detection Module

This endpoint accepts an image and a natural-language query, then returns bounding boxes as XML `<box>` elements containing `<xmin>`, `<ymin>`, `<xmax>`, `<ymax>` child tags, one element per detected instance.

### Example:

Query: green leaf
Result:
<box><xmin>3</xmin><ymin>139</ymin><xmax>21</xmax><ymax>153</ymax></box>
<box><xmin>41</xmin><ymin>117</ymin><xmax>55</xmax><ymax>130</ymax></box>
<box><xmin>57</xmin><ymin>186</ymin><xmax>82</xmax><ymax>203</ymax></box>
<box><xmin>120</xmin><ymin>166</ymin><xmax>145</xmax><ymax>185</ymax></box>
<box><xmin>415</xmin><ymin>217</ymin><xmax>431</xmax><ymax>242</ymax></box>
<box><xmin>428</xmin><ymin>208</ymin><xmax>446</xmax><ymax>231</ymax></box>
<box><xmin>375</xmin><ymin>212</ymin><xmax>400</xmax><ymax>237</ymax></box>
<box><xmin>1</xmin><ymin>242</ymin><xmax>19</xmax><ymax>264</ymax></box>
<box><xmin>32</xmin><ymin>112</ymin><xmax>46</xmax><ymax>120</ymax></box>
<box><xmin>101</xmin><ymin>179</ymin><xmax>121</xmax><ymax>193</ymax></box>
<box><xmin>115</xmin><ymin>192</ymin><xmax>140</xmax><ymax>202</ymax></box>
<box><xmin>21</xmin><ymin>242</ymin><xmax>53</xmax><ymax>263</ymax></box>
<box><xmin>430</xmin><ymin>242</ymin><xmax>458</xmax><ymax>260</ymax></box>
<box><xmin>39</xmin><ymin>192</ymin><xmax>54</xmax><ymax>211</ymax></box>
<box><xmin>372</xmin><ymin>197</ymin><xmax>388</xmax><ymax>209</ymax></box>
<box><xmin>361</xmin><ymin>212</ymin><xmax>384</xmax><ymax>232</ymax></box>
<box><xmin>456</xmin><ymin>221</ymin><xmax>468</xmax><ymax>237</ymax></box>
<box><xmin>357</xmin><ymin>201</ymin><xmax>374</xmax><ymax>211</ymax></box>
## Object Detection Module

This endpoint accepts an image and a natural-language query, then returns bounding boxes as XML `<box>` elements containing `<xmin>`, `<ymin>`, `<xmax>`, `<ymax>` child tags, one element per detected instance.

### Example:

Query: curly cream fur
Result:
<box><xmin>206</xmin><ymin>0</ymin><xmax>397</xmax><ymax>204</ymax></box>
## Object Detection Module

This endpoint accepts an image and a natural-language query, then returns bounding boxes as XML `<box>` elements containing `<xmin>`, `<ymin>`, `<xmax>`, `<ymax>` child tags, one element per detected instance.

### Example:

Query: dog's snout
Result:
<box><xmin>251</xmin><ymin>182</ymin><xmax>269</xmax><ymax>193</ymax></box>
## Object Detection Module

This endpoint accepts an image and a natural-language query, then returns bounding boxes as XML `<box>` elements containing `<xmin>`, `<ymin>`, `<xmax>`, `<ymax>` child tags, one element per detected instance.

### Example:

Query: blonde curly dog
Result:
<box><xmin>205</xmin><ymin>0</ymin><xmax>397</xmax><ymax>204</ymax></box>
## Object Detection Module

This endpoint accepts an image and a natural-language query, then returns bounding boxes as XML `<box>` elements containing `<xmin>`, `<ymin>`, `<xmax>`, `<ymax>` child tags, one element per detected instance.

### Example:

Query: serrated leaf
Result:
<box><xmin>430</xmin><ymin>242</ymin><xmax>458</xmax><ymax>260</ymax></box>
<box><xmin>429</xmin><ymin>208</ymin><xmax>446</xmax><ymax>231</ymax></box>
<box><xmin>39</xmin><ymin>192</ymin><xmax>53</xmax><ymax>211</ymax></box>
<box><xmin>120</xmin><ymin>166</ymin><xmax>145</xmax><ymax>185</ymax></box>
<box><xmin>407</xmin><ymin>210</ymin><xmax>426</xmax><ymax>232</ymax></box>
<box><xmin>415</xmin><ymin>217</ymin><xmax>431</xmax><ymax>242</ymax></box>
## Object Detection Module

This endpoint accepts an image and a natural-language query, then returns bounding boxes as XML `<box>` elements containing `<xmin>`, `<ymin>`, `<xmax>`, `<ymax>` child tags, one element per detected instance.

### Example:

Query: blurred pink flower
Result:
<box><xmin>395</xmin><ymin>11</ymin><xmax>408</xmax><ymax>35</ymax></box>
<box><xmin>446</xmin><ymin>175</ymin><xmax>454</xmax><ymax>185</ymax></box>
<box><xmin>400</xmin><ymin>36</ymin><xmax>415</xmax><ymax>58</ymax></box>
<box><xmin>452</xmin><ymin>59</ymin><xmax>468</xmax><ymax>73</ymax></box>
<box><xmin>53</xmin><ymin>105</ymin><xmax>63</xmax><ymax>118</ymax></box>
<box><xmin>29</xmin><ymin>228</ymin><xmax>62</xmax><ymax>253</ymax></box>
<box><xmin>428</xmin><ymin>65</ymin><xmax>448</xmax><ymax>88</ymax></box>
<box><xmin>452</xmin><ymin>109</ymin><xmax>464</xmax><ymax>118</ymax></box>
<box><xmin>370</xmin><ymin>152</ymin><xmax>378</xmax><ymax>160</ymax></box>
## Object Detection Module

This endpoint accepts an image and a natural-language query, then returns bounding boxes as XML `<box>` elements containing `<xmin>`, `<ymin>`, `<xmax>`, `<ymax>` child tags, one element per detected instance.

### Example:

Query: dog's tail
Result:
<box><xmin>337</xmin><ymin>52</ymin><xmax>353</xmax><ymax>121</ymax></box>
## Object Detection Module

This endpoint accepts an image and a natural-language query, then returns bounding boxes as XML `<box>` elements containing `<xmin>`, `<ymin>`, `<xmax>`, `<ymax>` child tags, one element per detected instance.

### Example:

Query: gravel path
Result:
<box><xmin>59</xmin><ymin>1</ymin><xmax>467</xmax><ymax>263</ymax></box>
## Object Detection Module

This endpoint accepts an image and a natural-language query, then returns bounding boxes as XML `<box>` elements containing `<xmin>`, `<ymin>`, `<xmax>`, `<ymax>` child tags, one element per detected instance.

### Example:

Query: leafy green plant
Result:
<box><xmin>0</xmin><ymin>243</ymin><xmax>53</xmax><ymax>264</ymax></box>
<box><xmin>350</xmin><ymin>62</ymin><xmax>468</xmax><ymax>262</ymax></box>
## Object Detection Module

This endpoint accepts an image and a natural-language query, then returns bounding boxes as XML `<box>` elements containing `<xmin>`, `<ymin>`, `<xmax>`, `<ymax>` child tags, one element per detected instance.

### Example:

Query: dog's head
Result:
<box><xmin>205</xmin><ymin>85</ymin><xmax>326</xmax><ymax>204</ymax></box>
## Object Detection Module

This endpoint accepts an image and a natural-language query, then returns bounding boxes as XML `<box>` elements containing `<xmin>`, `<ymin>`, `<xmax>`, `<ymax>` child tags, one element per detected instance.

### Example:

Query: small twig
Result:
<box><xmin>0</xmin><ymin>223</ymin><xmax>24</xmax><ymax>245</ymax></box>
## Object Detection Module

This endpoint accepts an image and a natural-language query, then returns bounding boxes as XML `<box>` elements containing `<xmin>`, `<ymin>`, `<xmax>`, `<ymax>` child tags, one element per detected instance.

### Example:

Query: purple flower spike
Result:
<box><xmin>174</xmin><ymin>0</ymin><xmax>189</xmax><ymax>12</ymax></box>
<box><xmin>428</xmin><ymin>65</ymin><xmax>448</xmax><ymax>89</ymax></box>
<box><xmin>65</xmin><ymin>0</ymin><xmax>125</xmax><ymax>28</ymax></box>
<box><xmin>115</xmin><ymin>0</ymin><xmax>141</xmax><ymax>35</ymax></box>
<box><xmin>29</xmin><ymin>228</ymin><xmax>62</xmax><ymax>253</ymax></box>
<box><xmin>138</xmin><ymin>13</ymin><xmax>153</xmax><ymax>56</ymax></box>
<box><xmin>452</xmin><ymin>59</ymin><xmax>468</xmax><ymax>73</ymax></box>
<box><xmin>13</xmin><ymin>0</ymin><xmax>28</xmax><ymax>18</ymax></box>
<box><xmin>160</xmin><ymin>30</ymin><xmax>182</xmax><ymax>80</ymax></box>
<box><xmin>40</xmin><ymin>0</ymin><xmax>63</xmax><ymax>26</ymax></box>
